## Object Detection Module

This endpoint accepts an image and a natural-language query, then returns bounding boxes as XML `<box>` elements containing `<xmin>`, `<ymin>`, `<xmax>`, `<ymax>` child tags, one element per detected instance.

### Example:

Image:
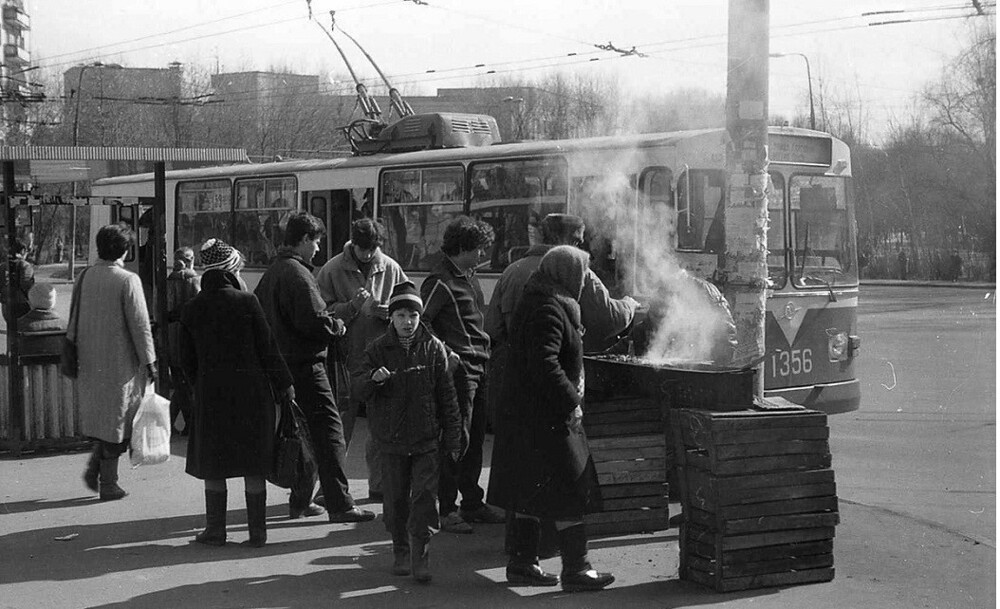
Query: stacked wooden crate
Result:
<box><xmin>673</xmin><ymin>408</ymin><xmax>839</xmax><ymax>591</ymax></box>
<box><xmin>583</xmin><ymin>396</ymin><xmax>669</xmax><ymax>536</ymax></box>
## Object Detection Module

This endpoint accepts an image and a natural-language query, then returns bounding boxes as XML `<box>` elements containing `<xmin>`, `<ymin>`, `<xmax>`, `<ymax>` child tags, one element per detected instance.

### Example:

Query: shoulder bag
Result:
<box><xmin>60</xmin><ymin>267</ymin><xmax>90</xmax><ymax>378</ymax></box>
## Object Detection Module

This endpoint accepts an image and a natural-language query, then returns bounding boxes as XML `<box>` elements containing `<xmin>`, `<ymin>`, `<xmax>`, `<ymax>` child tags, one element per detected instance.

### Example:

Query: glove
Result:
<box><xmin>145</xmin><ymin>363</ymin><xmax>158</xmax><ymax>386</ymax></box>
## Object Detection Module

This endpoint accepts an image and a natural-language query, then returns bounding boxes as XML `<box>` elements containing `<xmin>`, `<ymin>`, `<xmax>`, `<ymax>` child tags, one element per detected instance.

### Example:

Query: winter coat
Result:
<box><xmin>18</xmin><ymin>308</ymin><xmax>66</xmax><ymax>334</ymax></box>
<box><xmin>315</xmin><ymin>242</ymin><xmax>408</xmax><ymax>373</ymax></box>
<box><xmin>254</xmin><ymin>247</ymin><xmax>340</xmax><ymax>368</ymax></box>
<box><xmin>179</xmin><ymin>270</ymin><xmax>293</xmax><ymax>480</ymax></box>
<box><xmin>354</xmin><ymin>324</ymin><xmax>461</xmax><ymax>456</ymax></box>
<box><xmin>72</xmin><ymin>260</ymin><xmax>156</xmax><ymax>444</ymax></box>
<box><xmin>486</xmin><ymin>274</ymin><xmax>602</xmax><ymax>519</ymax></box>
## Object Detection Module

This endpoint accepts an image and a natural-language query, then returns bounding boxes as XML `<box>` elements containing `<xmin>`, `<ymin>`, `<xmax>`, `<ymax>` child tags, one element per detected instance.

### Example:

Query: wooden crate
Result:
<box><xmin>680</xmin><ymin>522</ymin><xmax>835</xmax><ymax>591</ymax></box>
<box><xmin>582</xmin><ymin>397</ymin><xmax>669</xmax><ymax>536</ymax></box>
<box><xmin>672</xmin><ymin>408</ymin><xmax>839</xmax><ymax>591</ymax></box>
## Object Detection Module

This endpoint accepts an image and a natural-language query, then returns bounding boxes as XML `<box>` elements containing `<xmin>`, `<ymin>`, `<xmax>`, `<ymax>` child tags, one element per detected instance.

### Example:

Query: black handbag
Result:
<box><xmin>60</xmin><ymin>267</ymin><xmax>90</xmax><ymax>378</ymax></box>
<box><xmin>268</xmin><ymin>399</ymin><xmax>316</xmax><ymax>489</ymax></box>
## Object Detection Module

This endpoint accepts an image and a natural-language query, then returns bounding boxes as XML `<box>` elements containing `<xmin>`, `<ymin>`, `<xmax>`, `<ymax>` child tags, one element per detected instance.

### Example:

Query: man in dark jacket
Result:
<box><xmin>420</xmin><ymin>216</ymin><xmax>504</xmax><ymax>534</ymax></box>
<box><xmin>254</xmin><ymin>211</ymin><xmax>375</xmax><ymax>524</ymax></box>
<box><xmin>166</xmin><ymin>247</ymin><xmax>200</xmax><ymax>435</ymax></box>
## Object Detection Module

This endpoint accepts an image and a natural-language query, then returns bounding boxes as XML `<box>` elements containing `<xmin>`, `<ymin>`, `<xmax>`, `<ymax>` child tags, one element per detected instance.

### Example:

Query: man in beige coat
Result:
<box><xmin>73</xmin><ymin>223</ymin><xmax>157</xmax><ymax>501</ymax></box>
<box><xmin>315</xmin><ymin>218</ymin><xmax>407</xmax><ymax>501</ymax></box>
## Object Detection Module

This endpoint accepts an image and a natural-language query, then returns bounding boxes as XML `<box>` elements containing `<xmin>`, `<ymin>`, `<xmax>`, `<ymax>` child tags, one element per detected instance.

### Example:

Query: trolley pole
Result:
<box><xmin>723</xmin><ymin>0</ymin><xmax>770</xmax><ymax>397</ymax></box>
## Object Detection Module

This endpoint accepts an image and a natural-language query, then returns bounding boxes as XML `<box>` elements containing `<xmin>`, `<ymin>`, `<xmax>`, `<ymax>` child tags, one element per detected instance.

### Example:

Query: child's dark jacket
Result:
<box><xmin>355</xmin><ymin>324</ymin><xmax>461</xmax><ymax>456</ymax></box>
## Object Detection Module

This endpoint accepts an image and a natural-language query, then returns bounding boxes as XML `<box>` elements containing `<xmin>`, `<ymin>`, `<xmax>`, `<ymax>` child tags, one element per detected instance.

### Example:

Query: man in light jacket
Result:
<box><xmin>315</xmin><ymin>218</ymin><xmax>408</xmax><ymax>501</ymax></box>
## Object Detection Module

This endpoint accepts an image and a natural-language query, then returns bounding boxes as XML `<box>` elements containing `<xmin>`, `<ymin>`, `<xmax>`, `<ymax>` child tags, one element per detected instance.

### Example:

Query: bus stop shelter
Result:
<box><xmin>0</xmin><ymin>146</ymin><xmax>248</xmax><ymax>454</ymax></box>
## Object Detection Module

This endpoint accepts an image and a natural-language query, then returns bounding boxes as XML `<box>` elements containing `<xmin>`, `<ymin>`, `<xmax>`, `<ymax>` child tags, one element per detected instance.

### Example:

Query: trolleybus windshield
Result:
<box><xmin>789</xmin><ymin>174</ymin><xmax>857</xmax><ymax>287</ymax></box>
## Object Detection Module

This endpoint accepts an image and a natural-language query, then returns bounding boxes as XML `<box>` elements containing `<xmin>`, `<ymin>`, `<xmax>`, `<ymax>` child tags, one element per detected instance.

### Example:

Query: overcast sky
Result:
<box><xmin>27</xmin><ymin>0</ymin><xmax>994</xmax><ymax>140</ymax></box>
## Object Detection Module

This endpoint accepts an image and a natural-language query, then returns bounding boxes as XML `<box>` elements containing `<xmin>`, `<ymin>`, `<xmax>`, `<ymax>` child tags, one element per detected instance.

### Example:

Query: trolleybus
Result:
<box><xmin>92</xmin><ymin>116</ymin><xmax>860</xmax><ymax>413</ymax></box>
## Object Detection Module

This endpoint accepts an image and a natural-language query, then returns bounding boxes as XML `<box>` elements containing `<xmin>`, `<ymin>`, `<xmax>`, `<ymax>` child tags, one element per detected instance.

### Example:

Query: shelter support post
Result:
<box><xmin>3</xmin><ymin>160</ymin><xmax>24</xmax><ymax>453</ymax></box>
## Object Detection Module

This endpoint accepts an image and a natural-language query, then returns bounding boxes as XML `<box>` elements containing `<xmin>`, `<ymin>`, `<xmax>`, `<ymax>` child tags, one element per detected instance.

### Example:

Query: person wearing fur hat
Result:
<box><xmin>487</xmin><ymin>245</ymin><xmax>615</xmax><ymax>592</ymax></box>
<box><xmin>18</xmin><ymin>283</ymin><xmax>65</xmax><ymax>334</ymax></box>
<box><xmin>355</xmin><ymin>281</ymin><xmax>462</xmax><ymax>583</ymax></box>
<box><xmin>178</xmin><ymin>239</ymin><xmax>294</xmax><ymax>548</ymax></box>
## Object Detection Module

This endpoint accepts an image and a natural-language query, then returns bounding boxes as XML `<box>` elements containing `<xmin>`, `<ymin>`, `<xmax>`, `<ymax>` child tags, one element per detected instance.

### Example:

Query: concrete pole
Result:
<box><xmin>723</xmin><ymin>0</ymin><xmax>770</xmax><ymax>395</ymax></box>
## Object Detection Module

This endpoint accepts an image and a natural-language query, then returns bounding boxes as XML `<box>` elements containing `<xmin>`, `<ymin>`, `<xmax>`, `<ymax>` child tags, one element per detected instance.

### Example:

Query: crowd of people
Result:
<box><xmin>65</xmin><ymin>210</ymin><xmax>639</xmax><ymax>592</ymax></box>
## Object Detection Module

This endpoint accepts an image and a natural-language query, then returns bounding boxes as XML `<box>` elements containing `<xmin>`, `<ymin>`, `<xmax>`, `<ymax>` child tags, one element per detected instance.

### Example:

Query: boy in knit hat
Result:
<box><xmin>355</xmin><ymin>281</ymin><xmax>462</xmax><ymax>584</ymax></box>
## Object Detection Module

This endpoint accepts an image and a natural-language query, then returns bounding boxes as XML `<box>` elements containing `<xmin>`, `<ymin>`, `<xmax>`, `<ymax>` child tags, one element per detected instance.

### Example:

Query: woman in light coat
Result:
<box><xmin>73</xmin><ymin>223</ymin><xmax>157</xmax><ymax>501</ymax></box>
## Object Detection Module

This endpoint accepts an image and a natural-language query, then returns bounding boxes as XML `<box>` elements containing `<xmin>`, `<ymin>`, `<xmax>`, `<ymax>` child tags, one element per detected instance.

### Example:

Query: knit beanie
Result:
<box><xmin>27</xmin><ymin>283</ymin><xmax>56</xmax><ymax>310</ymax></box>
<box><xmin>537</xmin><ymin>245</ymin><xmax>590</xmax><ymax>300</ymax></box>
<box><xmin>387</xmin><ymin>281</ymin><xmax>423</xmax><ymax>315</ymax></box>
<box><xmin>200</xmin><ymin>238</ymin><xmax>242</xmax><ymax>273</ymax></box>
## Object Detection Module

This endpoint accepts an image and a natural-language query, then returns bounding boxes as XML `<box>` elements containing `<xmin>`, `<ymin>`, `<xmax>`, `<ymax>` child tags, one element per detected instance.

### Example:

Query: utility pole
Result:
<box><xmin>723</xmin><ymin>0</ymin><xmax>770</xmax><ymax>395</ymax></box>
<box><xmin>69</xmin><ymin>62</ymin><xmax>102</xmax><ymax>279</ymax></box>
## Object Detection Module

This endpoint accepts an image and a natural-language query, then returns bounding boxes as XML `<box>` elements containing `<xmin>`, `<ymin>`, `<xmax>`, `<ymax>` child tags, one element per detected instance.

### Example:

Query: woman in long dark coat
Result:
<box><xmin>179</xmin><ymin>239</ymin><xmax>293</xmax><ymax>547</ymax></box>
<box><xmin>487</xmin><ymin>245</ymin><xmax>614</xmax><ymax>592</ymax></box>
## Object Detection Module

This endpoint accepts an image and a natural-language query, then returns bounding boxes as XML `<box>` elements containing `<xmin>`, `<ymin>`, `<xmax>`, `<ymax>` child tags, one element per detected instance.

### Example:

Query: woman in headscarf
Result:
<box><xmin>179</xmin><ymin>238</ymin><xmax>294</xmax><ymax>547</ymax></box>
<box><xmin>487</xmin><ymin>245</ymin><xmax>615</xmax><ymax>592</ymax></box>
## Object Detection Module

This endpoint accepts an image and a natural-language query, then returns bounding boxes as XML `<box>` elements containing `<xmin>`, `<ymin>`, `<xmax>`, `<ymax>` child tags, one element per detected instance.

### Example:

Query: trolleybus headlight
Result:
<box><xmin>827</xmin><ymin>331</ymin><xmax>848</xmax><ymax>362</ymax></box>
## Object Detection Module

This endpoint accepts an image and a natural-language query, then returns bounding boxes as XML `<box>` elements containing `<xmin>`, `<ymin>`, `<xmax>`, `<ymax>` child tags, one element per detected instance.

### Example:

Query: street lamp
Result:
<box><xmin>769</xmin><ymin>52</ymin><xmax>816</xmax><ymax>131</ymax></box>
<box><xmin>68</xmin><ymin>61</ymin><xmax>103</xmax><ymax>278</ymax></box>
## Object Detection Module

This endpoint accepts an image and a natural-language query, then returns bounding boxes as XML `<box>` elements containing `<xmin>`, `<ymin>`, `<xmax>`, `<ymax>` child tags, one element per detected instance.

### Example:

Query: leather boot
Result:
<box><xmin>244</xmin><ymin>491</ymin><xmax>267</xmax><ymax>548</ymax></box>
<box><xmin>195</xmin><ymin>490</ymin><xmax>227</xmax><ymax>546</ymax></box>
<box><xmin>410</xmin><ymin>535</ymin><xmax>432</xmax><ymax>583</ymax></box>
<box><xmin>557</xmin><ymin>524</ymin><xmax>614</xmax><ymax>592</ymax></box>
<box><xmin>98</xmin><ymin>457</ymin><xmax>127</xmax><ymax>501</ymax></box>
<box><xmin>83</xmin><ymin>444</ymin><xmax>101</xmax><ymax>493</ymax></box>
<box><xmin>391</xmin><ymin>538</ymin><xmax>411</xmax><ymax>576</ymax></box>
<box><xmin>506</xmin><ymin>517</ymin><xmax>559</xmax><ymax>586</ymax></box>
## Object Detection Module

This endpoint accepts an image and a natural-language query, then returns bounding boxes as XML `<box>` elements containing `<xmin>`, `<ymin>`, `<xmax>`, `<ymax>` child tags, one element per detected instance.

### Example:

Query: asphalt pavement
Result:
<box><xmin>0</xmin><ymin>272</ymin><xmax>994</xmax><ymax>607</ymax></box>
<box><xmin>1</xmin><ymin>418</ymin><xmax>995</xmax><ymax>609</ymax></box>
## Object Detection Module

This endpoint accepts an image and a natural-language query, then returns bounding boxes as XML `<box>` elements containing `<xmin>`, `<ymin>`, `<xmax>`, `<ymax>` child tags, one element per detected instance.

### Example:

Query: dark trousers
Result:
<box><xmin>383</xmin><ymin>450</ymin><xmax>440</xmax><ymax>544</ymax></box>
<box><xmin>288</xmin><ymin>362</ymin><xmax>356</xmax><ymax>513</ymax></box>
<box><xmin>168</xmin><ymin>365</ymin><xmax>193</xmax><ymax>432</ymax></box>
<box><xmin>439</xmin><ymin>366</ymin><xmax>487</xmax><ymax>515</ymax></box>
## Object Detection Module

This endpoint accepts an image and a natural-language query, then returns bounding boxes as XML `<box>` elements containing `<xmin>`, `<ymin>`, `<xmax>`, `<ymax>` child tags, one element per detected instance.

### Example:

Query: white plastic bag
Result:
<box><xmin>130</xmin><ymin>385</ymin><xmax>172</xmax><ymax>467</ymax></box>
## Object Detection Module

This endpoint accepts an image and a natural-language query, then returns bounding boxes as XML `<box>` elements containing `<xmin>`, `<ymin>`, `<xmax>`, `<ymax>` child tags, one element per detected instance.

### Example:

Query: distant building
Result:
<box><xmin>1</xmin><ymin>0</ymin><xmax>32</xmax><ymax>145</ymax></box>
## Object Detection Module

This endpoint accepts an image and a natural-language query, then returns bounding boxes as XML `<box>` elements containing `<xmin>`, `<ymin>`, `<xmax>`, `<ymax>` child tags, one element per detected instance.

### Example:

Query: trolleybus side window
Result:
<box><xmin>767</xmin><ymin>172</ymin><xmax>788</xmax><ymax>288</ymax></box>
<box><xmin>176</xmin><ymin>179</ymin><xmax>232</xmax><ymax>260</ymax></box>
<box><xmin>379</xmin><ymin>167</ymin><xmax>464</xmax><ymax>271</ymax></box>
<box><xmin>789</xmin><ymin>174</ymin><xmax>857</xmax><ymax>287</ymax></box>
<box><xmin>469</xmin><ymin>157</ymin><xmax>568</xmax><ymax>272</ymax></box>
<box><xmin>234</xmin><ymin>176</ymin><xmax>296</xmax><ymax>267</ymax></box>
<box><xmin>676</xmin><ymin>169</ymin><xmax>725</xmax><ymax>252</ymax></box>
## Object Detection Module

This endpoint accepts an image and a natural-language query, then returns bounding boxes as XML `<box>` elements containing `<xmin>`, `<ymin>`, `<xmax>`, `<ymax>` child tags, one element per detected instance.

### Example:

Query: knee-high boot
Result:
<box><xmin>83</xmin><ymin>444</ymin><xmax>101</xmax><ymax>493</ymax></box>
<box><xmin>244</xmin><ymin>491</ymin><xmax>267</xmax><ymax>547</ymax></box>
<box><xmin>98</xmin><ymin>456</ymin><xmax>127</xmax><ymax>501</ymax></box>
<box><xmin>557</xmin><ymin>523</ymin><xmax>614</xmax><ymax>592</ymax></box>
<box><xmin>506</xmin><ymin>517</ymin><xmax>559</xmax><ymax>586</ymax></box>
<box><xmin>195</xmin><ymin>490</ymin><xmax>227</xmax><ymax>546</ymax></box>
